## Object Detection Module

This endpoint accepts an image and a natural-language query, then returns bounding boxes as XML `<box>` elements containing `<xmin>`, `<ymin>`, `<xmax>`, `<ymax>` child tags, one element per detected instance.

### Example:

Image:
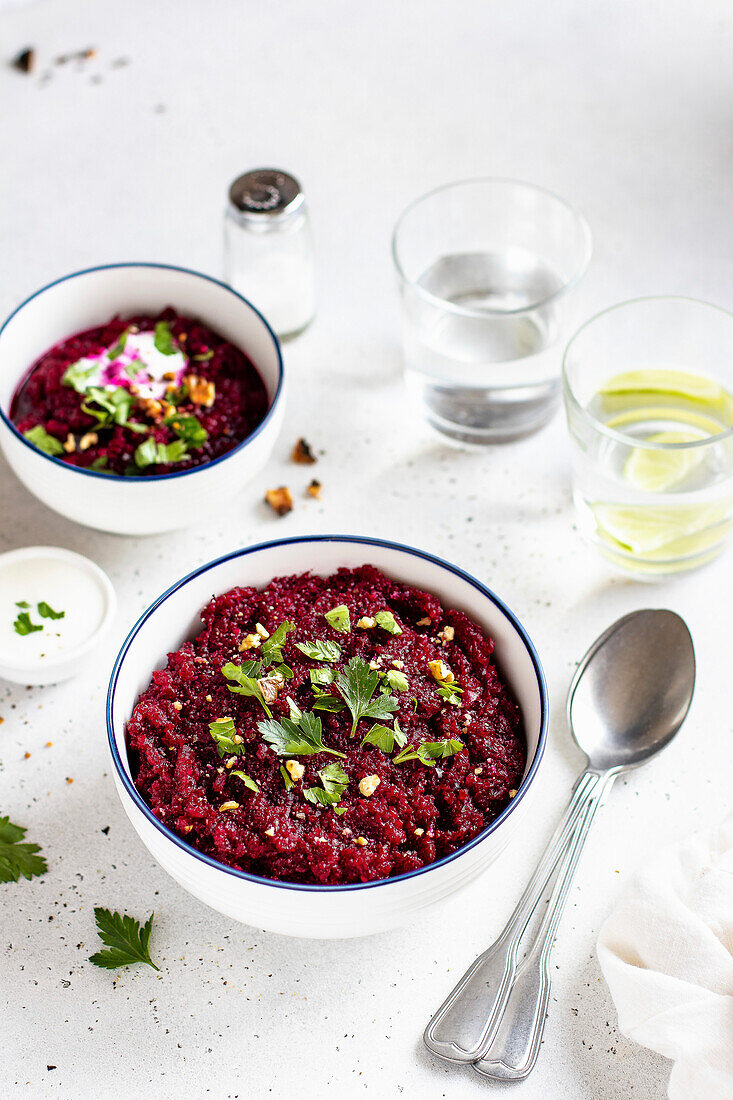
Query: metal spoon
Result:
<box><xmin>423</xmin><ymin>609</ymin><xmax>695</xmax><ymax>1080</ymax></box>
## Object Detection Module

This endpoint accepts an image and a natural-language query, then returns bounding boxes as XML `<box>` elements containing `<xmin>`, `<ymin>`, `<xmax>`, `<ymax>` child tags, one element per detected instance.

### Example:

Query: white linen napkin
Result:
<box><xmin>597</xmin><ymin>813</ymin><xmax>733</xmax><ymax>1100</ymax></box>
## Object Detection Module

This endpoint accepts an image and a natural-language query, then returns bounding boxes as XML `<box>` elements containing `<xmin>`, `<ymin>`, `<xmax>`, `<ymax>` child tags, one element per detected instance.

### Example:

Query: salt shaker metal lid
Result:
<box><xmin>228</xmin><ymin>169</ymin><xmax>305</xmax><ymax>224</ymax></box>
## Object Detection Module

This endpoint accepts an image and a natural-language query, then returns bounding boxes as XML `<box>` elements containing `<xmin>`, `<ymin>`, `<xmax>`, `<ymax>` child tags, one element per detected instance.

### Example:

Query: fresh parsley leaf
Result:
<box><xmin>0</xmin><ymin>816</ymin><xmax>47</xmax><ymax>883</ymax></box>
<box><xmin>361</xmin><ymin>718</ymin><xmax>407</xmax><ymax>753</ymax></box>
<box><xmin>334</xmin><ymin>656</ymin><xmax>398</xmax><ymax>737</ymax></box>
<box><xmin>221</xmin><ymin>662</ymin><xmax>272</xmax><ymax>718</ymax></box>
<box><xmin>90</xmin><ymin>455</ymin><xmax>109</xmax><ymax>470</ymax></box>
<box><xmin>260</xmin><ymin>621</ymin><xmax>295</xmax><ymax>666</ymax></box>
<box><xmin>134</xmin><ymin>438</ymin><xmax>190</xmax><ymax>468</ymax></box>
<box><xmin>393</xmin><ymin>738</ymin><xmax>464</xmax><ymax>766</ymax></box>
<box><xmin>230</xmin><ymin>769</ymin><xmax>259</xmax><ymax>793</ymax></box>
<box><xmin>280</xmin><ymin>764</ymin><xmax>293</xmax><ymax>791</ymax></box>
<box><xmin>287</xmin><ymin>696</ymin><xmax>304</xmax><ymax>723</ymax></box>
<box><xmin>13</xmin><ymin>611</ymin><xmax>43</xmax><ymax>636</ymax></box>
<box><xmin>15</xmin><ymin>601</ymin><xmax>29</xmax><ymax>608</ymax></box>
<box><xmin>23</xmin><ymin>425</ymin><xmax>64</xmax><ymax>456</ymax></box>
<box><xmin>165</xmin><ymin>383</ymin><xmax>189</xmax><ymax>407</ymax></box>
<box><xmin>277</xmin><ymin>663</ymin><xmax>294</xmax><ymax>680</ymax></box>
<box><xmin>311</xmin><ymin>693</ymin><xmax>347</xmax><ymax>713</ymax></box>
<box><xmin>88</xmin><ymin>907</ymin><xmax>159</xmax><ymax>971</ymax></box>
<box><xmin>437</xmin><ymin>682</ymin><xmax>464</xmax><ymax>706</ymax></box>
<box><xmin>153</xmin><ymin>320</ymin><xmax>177</xmax><ymax>356</ymax></box>
<box><xmin>374</xmin><ymin>610</ymin><xmax>402</xmax><ymax>635</ymax></box>
<box><xmin>303</xmin><ymin>761</ymin><xmax>349</xmax><ymax>810</ymax></box>
<box><xmin>324</xmin><ymin>605</ymin><xmax>351</xmax><ymax>633</ymax></box>
<box><xmin>38</xmin><ymin>601</ymin><xmax>65</xmax><ymax>620</ymax></box>
<box><xmin>193</xmin><ymin>349</ymin><xmax>214</xmax><ymax>362</ymax></box>
<box><xmin>310</xmin><ymin>667</ymin><xmax>335</xmax><ymax>686</ymax></box>
<box><xmin>107</xmin><ymin>330</ymin><xmax>129</xmax><ymax>360</ymax></box>
<box><xmin>385</xmin><ymin>669</ymin><xmax>408</xmax><ymax>692</ymax></box>
<box><xmin>208</xmin><ymin>716</ymin><xmax>245</xmax><ymax>757</ymax></box>
<box><xmin>82</xmin><ymin>385</ymin><xmax>131</xmax><ymax>426</ymax></box>
<box><xmin>62</xmin><ymin>358</ymin><xmax>98</xmax><ymax>392</ymax></box>
<box><xmin>164</xmin><ymin>414</ymin><xmax>208</xmax><ymax>448</ymax></box>
<box><xmin>294</xmin><ymin>639</ymin><xmax>342</xmax><ymax>662</ymax></box>
<box><xmin>257</xmin><ymin>711</ymin><xmax>345</xmax><ymax>758</ymax></box>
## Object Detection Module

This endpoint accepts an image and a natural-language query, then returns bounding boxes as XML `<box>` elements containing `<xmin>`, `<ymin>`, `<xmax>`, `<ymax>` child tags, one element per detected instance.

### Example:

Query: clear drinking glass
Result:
<box><xmin>563</xmin><ymin>297</ymin><xmax>733</xmax><ymax>577</ymax></box>
<box><xmin>392</xmin><ymin>178</ymin><xmax>592</xmax><ymax>445</ymax></box>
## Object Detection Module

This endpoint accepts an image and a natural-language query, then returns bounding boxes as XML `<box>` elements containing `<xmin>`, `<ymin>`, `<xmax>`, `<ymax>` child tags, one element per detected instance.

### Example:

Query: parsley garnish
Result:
<box><xmin>107</xmin><ymin>329</ymin><xmax>129</xmax><ymax>360</ymax></box>
<box><xmin>385</xmin><ymin>669</ymin><xmax>408</xmax><ymax>692</ymax></box>
<box><xmin>0</xmin><ymin>816</ymin><xmax>47</xmax><ymax>882</ymax></box>
<box><xmin>230</xmin><ymin>770</ymin><xmax>259</xmax><ymax>793</ymax></box>
<box><xmin>193</xmin><ymin>349</ymin><xmax>214</xmax><ymax>362</ymax></box>
<box><xmin>334</xmin><ymin>656</ymin><xmax>398</xmax><ymax>737</ymax></box>
<box><xmin>154</xmin><ymin>320</ymin><xmax>177</xmax><ymax>356</ymax></box>
<box><xmin>375</xmin><ymin>610</ymin><xmax>402</xmax><ymax>635</ymax></box>
<box><xmin>164</xmin><ymin>414</ymin><xmax>208</xmax><ymax>448</ymax></box>
<box><xmin>393</xmin><ymin>738</ymin><xmax>464</xmax><ymax>766</ymax></box>
<box><xmin>295</xmin><ymin>639</ymin><xmax>342</xmax><ymax>662</ymax></box>
<box><xmin>303</xmin><ymin>762</ymin><xmax>349</xmax><ymax>812</ymax></box>
<box><xmin>23</xmin><ymin>425</ymin><xmax>64</xmax><ymax>456</ymax></box>
<box><xmin>13</xmin><ymin>611</ymin><xmax>43</xmax><ymax>636</ymax></box>
<box><xmin>257</xmin><ymin>710</ymin><xmax>345</xmax><ymax>758</ymax></box>
<box><xmin>437</xmin><ymin>682</ymin><xmax>464</xmax><ymax>706</ymax></box>
<box><xmin>324</xmin><ymin>605</ymin><xmax>351</xmax><ymax>633</ymax></box>
<box><xmin>221</xmin><ymin>662</ymin><xmax>272</xmax><ymax>718</ymax></box>
<box><xmin>38</xmin><ymin>601</ymin><xmax>64</xmax><ymax>620</ymax></box>
<box><xmin>280</xmin><ymin>764</ymin><xmax>294</xmax><ymax>791</ymax></box>
<box><xmin>91</xmin><ymin>455</ymin><xmax>109</xmax><ymax>470</ymax></box>
<box><xmin>88</xmin><ymin>907</ymin><xmax>159</xmax><ymax>971</ymax></box>
<box><xmin>260</xmin><ymin>621</ymin><xmax>295</xmax><ymax>666</ymax></box>
<box><xmin>15</xmin><ymin>600</ymin><xmax>29</xmax><ymax>608</ymax></box>
<box><xmin>62</xmin><ymin>358</ymin><xmax>99</xmax><ymax>392</ymax></box>
<box><xmin>134</xmin><ymin>438</ymin><xmax>190</xmax><ymax>468</ymax></box>
<box><xmin>81</xmin><ymin>386</ymin><xmax>147</xmax><ymax>433</ymax></box>
<box><xmin>360</xmin><ymin>719</ymin><xmax>408</xmax><ymax>753</ymax></box>
<box><xmin>208</xmin><ymin>716</ymin><xmax>245</xmax><ymax>757</ymax></box>
<box><xmin>311</xmin><ymin>692</ymin><xmax>347</xmax><ymax>713</ymax></box>
<box><xmin>310</xmin><ymin>667</ymin><xmax>335</xmax><ymax>686</ymax></box>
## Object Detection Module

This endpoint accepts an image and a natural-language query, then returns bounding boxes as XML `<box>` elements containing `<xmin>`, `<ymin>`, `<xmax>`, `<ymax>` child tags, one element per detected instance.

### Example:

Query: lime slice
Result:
<box><xmin>591</xmin><ymin>500</ymin><xmax>732</xmax><ymax>556</ymax></box>
<box><xmin>599</xmin><ymin>370</ymin><xmax>728</xmax><ymax>406</ymax></box>
<box><xmin>622</xmin><ymin>430</ymin><xmax>705</xmax><ymax>492</ymax></box>
<box><xmin>598</xmin><ymin>369</ymin><xmax>733</xmax><ymax>430</ymax></box>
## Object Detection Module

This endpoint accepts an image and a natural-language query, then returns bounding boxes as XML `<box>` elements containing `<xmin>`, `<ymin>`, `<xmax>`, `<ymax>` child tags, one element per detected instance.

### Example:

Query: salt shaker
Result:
<box><xmin>223</xmin><ymin>168</ymin><xmax>316</xmax><ymax>340</ymax></box>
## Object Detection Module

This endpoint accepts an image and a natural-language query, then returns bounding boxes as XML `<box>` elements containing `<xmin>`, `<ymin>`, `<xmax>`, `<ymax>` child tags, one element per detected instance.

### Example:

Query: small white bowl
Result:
<box><xmin>0</xmin><ymin>545</ymin><xmax>116</xmax><ymax>686</ymax></box>
<box><xmin>0</xmin><ymin>263</ymin><xmax>285</xmax><ymax>536</ymax></box>
<box><xmin>107</xmin><ymin>536</ymin><xmax>548</xmax><ymax>938</ymax></box>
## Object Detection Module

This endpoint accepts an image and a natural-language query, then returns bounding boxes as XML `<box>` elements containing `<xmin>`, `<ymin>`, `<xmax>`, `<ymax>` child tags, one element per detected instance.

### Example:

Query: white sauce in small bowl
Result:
<box><xmin>0</xmin><ymin>547</ymin><xmax>116</xmax><ymax>684</ymax></box>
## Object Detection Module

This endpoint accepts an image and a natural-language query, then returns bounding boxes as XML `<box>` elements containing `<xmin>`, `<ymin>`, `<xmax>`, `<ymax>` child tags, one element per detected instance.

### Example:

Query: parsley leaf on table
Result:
<box><xmin>0</xmin><ymin>816</ymin><xmax>47</xmax><ymax>883</ymax></box>
<box><xmin>88</xmin><ymin>907</ymin><xmax>159</xmax><ymax>971</ymax></box>
<box><xmin>258</xmin><ymin>710</ymin><xmax>345</xmax><ymax>758</ymax></box>
<box><xmin>334</xmin><ymin>656</ymin><xmax>398</xmax><ymax>737</ymax></box>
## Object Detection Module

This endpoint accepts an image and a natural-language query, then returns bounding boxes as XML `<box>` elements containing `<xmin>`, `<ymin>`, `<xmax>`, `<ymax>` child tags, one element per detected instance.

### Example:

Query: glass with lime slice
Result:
<box><xmin>563</xmin><ymin>298</ymin><xmax>733</xmax><ymax>577</ymax></box>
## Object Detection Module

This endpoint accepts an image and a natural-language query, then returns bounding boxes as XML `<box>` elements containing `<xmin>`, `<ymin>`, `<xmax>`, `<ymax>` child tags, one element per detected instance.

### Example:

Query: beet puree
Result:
<box><xmin>11</xmin><ymin>309</ymin><xmax>269</xmax><ymax>475</ymax></box>
<box><xmin>126</xmin><ymin>566</ymin><xmax>526</xmax><ymax>885</ymax></box>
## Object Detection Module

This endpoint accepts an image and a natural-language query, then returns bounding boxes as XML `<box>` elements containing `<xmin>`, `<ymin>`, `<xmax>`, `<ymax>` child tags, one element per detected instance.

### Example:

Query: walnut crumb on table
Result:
<box><xmin>291</xmin><ymin>437</ymin><xmax>317</xmax><ymax>464</ymax></box>
<box><xmin>265</xmin><ymin>486</ymin><xmax>294</xmax><ymax>516</ymax></box>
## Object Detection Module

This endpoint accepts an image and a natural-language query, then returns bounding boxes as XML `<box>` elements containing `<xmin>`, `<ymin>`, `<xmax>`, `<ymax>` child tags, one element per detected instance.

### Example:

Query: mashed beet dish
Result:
<box><xmin>126</xmin><ymin>566</ymin><xmax>526</xmax><ymax>885</ymax></box>
<box><xmin>11</xmin><ymin>310</ymin><xmax>269</xmax><ymax>475</ymax></box>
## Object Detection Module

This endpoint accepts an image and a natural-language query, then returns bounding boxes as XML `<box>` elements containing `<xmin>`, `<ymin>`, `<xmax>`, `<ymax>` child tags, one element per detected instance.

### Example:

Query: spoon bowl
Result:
<box><xmin>567</xmin><ymin>609</ymin><xmax>696</xmax><ymax>773</ymax></box>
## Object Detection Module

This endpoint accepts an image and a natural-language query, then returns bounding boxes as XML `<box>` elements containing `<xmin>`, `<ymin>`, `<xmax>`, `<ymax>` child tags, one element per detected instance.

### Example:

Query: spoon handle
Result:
<box><xmin>472</xmin><ymin>770</ymin><xmax>616</xmax><ymax>1080</ymax></box>
<box><xmin>423</xmin><ymin>769</ymin><xmax>602</xmax><ymax>1064</ymax></box>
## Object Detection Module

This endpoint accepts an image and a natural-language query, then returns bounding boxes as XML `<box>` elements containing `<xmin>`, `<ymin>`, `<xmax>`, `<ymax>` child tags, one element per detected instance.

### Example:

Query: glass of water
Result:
<box><xmin>563</xmin><ymin>297</ymin><xmax>733</xmax><ymax>577</ymax></box>
<box><xmin>392</xmin><ymin>178</ymin><xmax>592</xmax><ymax>445</ymax></box>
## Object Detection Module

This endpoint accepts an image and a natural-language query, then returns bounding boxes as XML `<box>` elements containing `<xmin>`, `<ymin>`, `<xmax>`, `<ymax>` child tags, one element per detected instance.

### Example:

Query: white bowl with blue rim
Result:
<box><xmin>107</xmin><ymin>535</ymin><xmax>548</xmax><ymax>939</ymax></box>
<box><xmin>0</xmin><ymin>263</ymin><xmax>285</xmax><ymax>536</ymax></box>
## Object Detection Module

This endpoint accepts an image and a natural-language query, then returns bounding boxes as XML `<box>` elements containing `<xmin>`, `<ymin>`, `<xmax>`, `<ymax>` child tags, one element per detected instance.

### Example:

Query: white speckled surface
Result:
<box><xmin>1</xmin><ymin>1</ymin><xmax>731</xmax><ymax>1096</ymax></box>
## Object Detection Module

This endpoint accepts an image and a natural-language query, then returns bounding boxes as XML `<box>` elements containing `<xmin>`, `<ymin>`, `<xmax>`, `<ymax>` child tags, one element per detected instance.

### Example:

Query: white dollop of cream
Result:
<box><xmin>72</xmin><ymin>330</ymin><xmax>188</xmax><ymax>401</ymax></box>
<box><xmin>0</xmin><ymin>557</ymin><xmax>108</xmax><ymax>665</ymax></box>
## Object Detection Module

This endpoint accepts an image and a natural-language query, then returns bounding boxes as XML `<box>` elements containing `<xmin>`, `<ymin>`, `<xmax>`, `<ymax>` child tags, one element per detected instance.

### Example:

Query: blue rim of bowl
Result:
<box><xmin>0</xmin><ymin>262</ymin><xmax>284</xmax><ymax>482</ymax></box>
<box><xmin>106</xmin><ymin>535</ymin><xmax>549</xmax><ymax>893</ymax></box>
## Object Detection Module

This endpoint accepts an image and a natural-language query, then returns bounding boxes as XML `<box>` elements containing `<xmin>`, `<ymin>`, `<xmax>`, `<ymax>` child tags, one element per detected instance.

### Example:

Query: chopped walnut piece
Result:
<box><xmin>509</xmin><ymin>789</ymin><xmax>518</xmax><ymax>798</ymax></box>
<box><xmin>358</xmin><ymin>775</ymin><xmax>380</xmax><ymax>797</ymax></box>
<box><xmin>79</xmin><ymin>431</ymin><xmax>99</xmax><ymax>451</ymax></box>
<box><xmin>474</xmin><ymin>766</ymin><xmax>483</xmax><ymax>776</ymax></box>
<box><xmin>291</xmin><ymin>437</ymin><xmax>317</xmax><ymax>464</ymax></box>
<box><xmin>414</xmin><ymin>827</ymin><xmax>425</xmax><ymax>837</ymax></box>
<box><xmin>172</xmin><ymin>701</ymin><xmax>183</xmax><ymax>711</ymax></box>
<box><xmin>257</xmin><ymin>675</ymin><xmax>282</xmax><ymax>705</ymax></box>
<box><xmin>285</xmin><ymin>759</ymin><xmax>305</xmax><ymax>781</ymax></box>
<box><xmin>428</xmin><ymin>659</ymin><xmax>454</xmax><ymax>683</ymax></box>
<box><xmin>186</xmin><ymin>374</ymin><xmax>216</xmax><ymax>407</ymax></box>
<box><xmin>264</xmin><ymin>826</ymin><xmax>275</xmax><ymax>837</ymax></box>
<box><xmin>162</xmin><ymin>371</ymin><xmax>177</xmax><ymax>382</ymax></box>
<box><xmin>239</xmin><ymin>633</ymin><xmax>261</xmax><ymax>651</ymax></box>
<box><xmin>306</xmin><ymin>478</ymin><xmax>322</xmax><ymax>499</ymax></box>
<box><xmin>180</xmin><ymin>823</ymin><xmax>193</xmax><ymax>834</ymax></box>
<box><xmin>13</xmin><ymin>48</ymin><xmax>35</xmax><ymax>73</ymax></box>
<box><xmin>416</xmin><ymin>617</ymin><xmax>431</xmax><ymax>627</ymax></box>
<box><xmin>438</xmin><ymin>625</ymin><xmax>455</xmax><ymax>643</ymax></box>
<box><xmin>357</xmin><ymin>616</ymin><xmax>375</xmax><ymax>629</ymax></box>
<box><xmin>265</xmin><ymin>486</ymin><xmax>294</xmax><ymax>516</ymax></box>
<box><xmin>224</xmin><ymin>756</ymin><xmax>239</xmax><ymax>769</ymax></box>
<box><xmin>63</xmin><ymin>433</ymin><xmax>76</xmax><ymax>453</ymax></box>
<box><xmin>219</xmin><ymin>801</ymin><xmax>240</xmax><ymax>812</ymax></box>
<box><xmin>255</xmin><ymin>622</ymin><xmax>270</xmax><ymax>639</ymax></box>
<box><xmin>138</xmin><ymin>397</ymin><xmax>163</xmax><ymax>420</ymax></box>
<box><xmin>355</xmin><ymin>836</ymin><xmax>368</xmax><ymax>847</ymax></box>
